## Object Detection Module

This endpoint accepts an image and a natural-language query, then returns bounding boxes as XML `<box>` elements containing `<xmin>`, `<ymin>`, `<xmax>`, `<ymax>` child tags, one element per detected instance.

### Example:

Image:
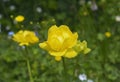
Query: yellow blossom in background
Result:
<box><xmin>13</xmin><ymin>30</ymin><xmax>39</xmax><ymax>46</ymax></box>
<box><xmin>39</xmin><ymin>25</ymin><xmax>78</xmax><ymax>61</ymax></box>
<box><xmin>105</xmin><ymin>32</ymin><xmax>111</xmax><ymax>38</ymax></box>
<box><xmin>15</xmin><ymin>15</ymin><xmax>24</xmax><ymax>22</ymax></box>
<box><xmin>30</xmin><ymin>21</ymin><xmax>33</xmax><ymax>24</ymax></box>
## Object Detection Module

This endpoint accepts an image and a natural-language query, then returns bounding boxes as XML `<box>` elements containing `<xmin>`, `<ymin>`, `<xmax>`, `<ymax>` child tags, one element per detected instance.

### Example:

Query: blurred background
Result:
<box><xmin>0</xmin><ymin>0</ymin><xmax>120</xmax><ymax>82</ymax></box>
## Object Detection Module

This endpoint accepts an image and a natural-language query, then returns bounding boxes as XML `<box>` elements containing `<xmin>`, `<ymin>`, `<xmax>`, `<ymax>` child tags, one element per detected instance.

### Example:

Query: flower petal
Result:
<box><xmin>64</xmin><ymin>48</ymin><xmax>77</xmax><ymax>58</ymax></box>
<box><xmin>55</xmin><ymin>56</ymin><xmax>62</xmax><ymax>61</ymax></box>
<box><xmin>47</xmin><ymin>25</ymin><xmax>64</xmax><ymax>51</ymax></box>
<box><xmin>83</xmin><ymin>48</ymin><xmax>91</xmax><ymax>54</ymax></box>
<box><xmin>59</xmin><ymin>25</ymin><xmax>73</xmax><ymax>39</ymax></box>
<box><xmin>49</xmin><ymin>50</ymin><xmax>66</xmax><ymax>57</ymax></box>
<box><xmin>39</xmin><ymin>42</ymin><xmax>49</xmax><ymax>50</ymax></box>
<box><xmin>19</xmin><ymin>42</ymin><xmax>29</xmax><ymax>46</ymax></box>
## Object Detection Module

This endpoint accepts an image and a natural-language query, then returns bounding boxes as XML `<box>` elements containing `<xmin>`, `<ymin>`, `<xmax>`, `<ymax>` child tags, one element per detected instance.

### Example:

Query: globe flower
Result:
<box><xmin>13</xmin><ymin>30</ymin><xmax>39</xmax><ymax>46</ymax></box>
<box><xmin>105</xmin><ymin>32</ymin><xmax>111</xmax><ymax>38</ymax></box>
<box><xmin>39</xmin><ymin>25</ymin><xmax>78</xmax><ymax>61</ymax></box>
<box><xmin>15</xmin><ymin>15</ymin><xmax>24</xmax><ymax>22</ymax></box>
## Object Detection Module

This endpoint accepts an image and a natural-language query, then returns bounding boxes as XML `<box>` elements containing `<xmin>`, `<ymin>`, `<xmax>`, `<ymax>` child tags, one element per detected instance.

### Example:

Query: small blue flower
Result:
<box><xmin>8</xmin><ymin>31</ymin><xmax>14</xmax><ymax>36</ymax></box>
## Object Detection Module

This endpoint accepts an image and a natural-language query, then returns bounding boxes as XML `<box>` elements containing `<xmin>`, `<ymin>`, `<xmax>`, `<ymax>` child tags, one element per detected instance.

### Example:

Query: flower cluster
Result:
<box><xmin>13</xmin><ymin>30</ymin><xmax>39</xmax><ymax>46</ymax></box>
<box><xmin>13</xmin><ymin>25</ymin><xmax>91</xmax><ymax>61</ymax></box>
<box><xmin>39</xmin><ymin>25</ymin><xmax>91</xmax><ymax>61</ymax></box>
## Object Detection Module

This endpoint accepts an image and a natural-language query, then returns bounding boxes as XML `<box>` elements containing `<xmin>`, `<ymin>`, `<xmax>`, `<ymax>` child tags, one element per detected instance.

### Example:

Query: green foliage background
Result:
<box><xmin>0</xmin><ymin>0</ymin><xmax>120</xmax><ymax>82</ymax></box>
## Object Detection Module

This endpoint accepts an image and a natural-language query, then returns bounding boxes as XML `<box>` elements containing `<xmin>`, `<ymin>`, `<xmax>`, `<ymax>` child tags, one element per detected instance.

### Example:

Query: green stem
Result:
<box><xmin>25</xmin><ymin>47</ymin><xmax>34</xmax><ymax>82</ymax></box>
<box><xmin>62</xmin><ymin>57</ymin><xmax>69</xmax><ymax>82</ymax></box>
<box><xmin>72</xmin><ymin>56</ymin><xmax>79</xmax><ymax>82</ymax></box>
<box><xmin>26</xmin><ymin>59</ymin><xmax>34</xmax><ymax>82</ymax></box>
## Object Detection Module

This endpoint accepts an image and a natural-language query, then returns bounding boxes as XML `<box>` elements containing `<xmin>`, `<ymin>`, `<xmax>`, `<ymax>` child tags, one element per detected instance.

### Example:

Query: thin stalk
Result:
<box><xmin>72</xmin><ymin>56</ymin><xmax>79</xmax><ymax>82</ymax></box>
<box><xmin>26</xmin><ymin>59</ymin><xmax>34</xmax><ymax>82</ymax></box>
<box><xmin>62</xmin><ymin>57</ymin><xmax>69</xmax><ymax>82</ymax></box>
<box><xmin>25</xmin><ymin>47</ymin><xmax>34</xmax><ymax>82</ymax></box>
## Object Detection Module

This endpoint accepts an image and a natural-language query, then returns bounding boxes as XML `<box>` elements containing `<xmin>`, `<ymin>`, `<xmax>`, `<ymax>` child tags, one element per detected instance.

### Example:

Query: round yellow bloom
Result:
<box><xmin>39</xmin><ymin>25</ymin><xmax>78</xmax><ymax>61</ymax></box>
<box><xmin>15</xmin><ymin>15</ymin><xmax>24</xmax><ymax>22</ymax></box>
<box><xmin>13</xmin><ymin>30</ymin><xmax>39</xmax><ymax>46</ymax></box>
<box><xmin>105</xmin><ymin>32</ymin><xmax>111</xmax><ymax>38</ymax></box>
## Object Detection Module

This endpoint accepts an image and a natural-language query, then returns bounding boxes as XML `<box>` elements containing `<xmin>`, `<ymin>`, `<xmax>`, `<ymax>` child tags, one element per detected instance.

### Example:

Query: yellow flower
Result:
<box><xmin>74</xmin><ymin>40</ymin><xmax>91</xmax><ymax>54</ymax></box>
<box><xmin>15</xmin><ymin>15</ymin><xmax>24</xmax><ymax>22</ymax></box>
<box><xmin>105</xmin><ymin>32</ymin><xmax>111</xmax><ymax>38</ymax></box>
<box><xmin>39</xmin><ymin>25</ymin><xmax>78</xmax><ymax>61</ymax></box>
<box><xmin>13</xmin><ymin>30</ymin><xmax>39</xmax><ymax>46</ymax></box>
